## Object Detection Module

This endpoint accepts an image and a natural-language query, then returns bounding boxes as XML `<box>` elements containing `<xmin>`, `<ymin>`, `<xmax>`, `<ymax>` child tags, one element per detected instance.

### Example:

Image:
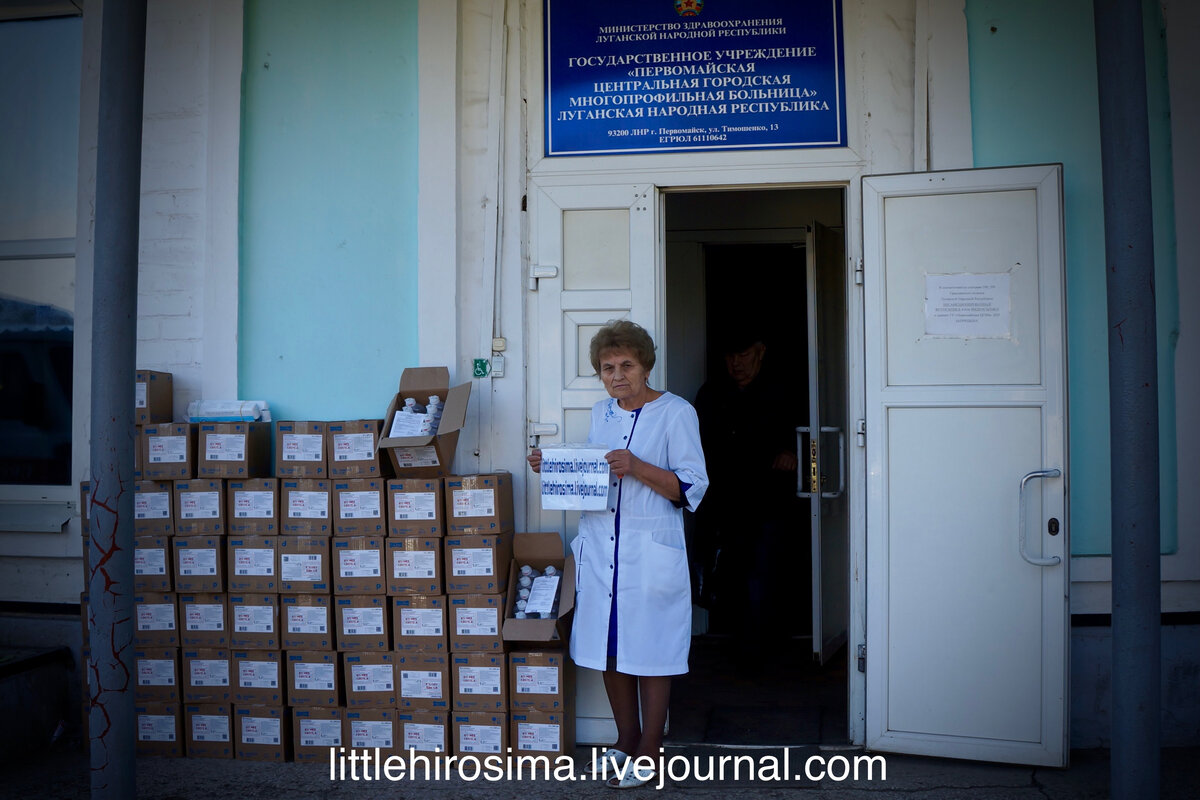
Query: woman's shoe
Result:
<box><xmin>590</xmin><ymin>747</ymin><xmax>631</xmax><ymax>777</ymax></box>
<box><xmin>606</xmin><ymin>767</ymin><xmax>656</xmax><ymax>789</ymax></box>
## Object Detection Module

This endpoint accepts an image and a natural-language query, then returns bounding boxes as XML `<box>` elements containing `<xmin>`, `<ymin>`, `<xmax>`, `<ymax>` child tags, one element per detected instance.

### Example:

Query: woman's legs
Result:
<box><xmin>603</xmin><ymin>669</ymin><xmax>641</xmax><ymax>754</ymax></box>
<box><xmin>635</xmin><ymin>675</ymin><xmax>671</xmax><ymax>759</ymax></box>
<box><xmin>602</xmin><ymin>670</ymin><xmax>673</xmax><ymax>759</ymax></box>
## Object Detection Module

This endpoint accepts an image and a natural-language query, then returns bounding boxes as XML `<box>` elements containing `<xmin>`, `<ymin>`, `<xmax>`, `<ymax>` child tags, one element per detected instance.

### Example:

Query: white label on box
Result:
<box><xmin>185</xmin><ymin>603</ymin><xmax>224</xmax><ymax>631</ymax></box>
<box><xmin>393</xmin><ymin>549</ymin><xmax>436</xmax><ymax>579</ymax></box>
<box><xmin>135</xmin><ymin>492</ymin><xmax>171</xmax><ymax>520</ymax></box>
<box><xmin>394</xmin><ymin>491</ymin><xmax>437</xmax><ymax>520</ymax></box>
<box><xmin>234</xmin><ymin>548</ymin><xmax>275</xmax><ymax>576</ymax></box>
<box><xmin>282</xmin><ymin>433</ymin><xmax>323</xmax><ymax>462</ymax></box>
<box><xmin>515</xmin><ymin>665</ymin><xmax>560</xmax><ymax>695</ymax></box>
<box><xmin>403</xmin><ymin>722</ymin><xmax>444</xmax><ymax>753</ymax></box>
<box><xmin>190</xmin><ymin>658</ymin><xmax>230</xmax><ymax>687</ymax></box>
<box><xmin>148</xmin><ymin>435</ymin><xmax>187</xmax><ymax>463</ymax></box>
<box><xmin>137</xmin><ymin>603</ymin><xmax>175</xmax><ymax>631</ymax></box>
<box><xmin>233</xmin><ymin>604</ymin><xmax>274</xmax><ymax>634</ymax></box>
<box><xmin>391</xmin><ymin>447</ymin><xmax>440</xmax><ymax>468</ymax></box>
<box><xmin>192</xmin><ymin>714</ymin><xmax>230</xmax><ymax>743</ymax></box>
<box><xmin>351</xmin><ymin>720</ymin><xmax>393</xmax><ymax>749</ymax></box>
<box><xmin>134</xmin><ymin>547</ymin><xmax>167</xmax><ymax>576</ymax></box>
<box><xmin>401</xmin><ymin>670</ymin><xmax>443</xmax><ymax>699</ymax></box>
<box><xmin>459</xmin><ymin>723</ymin><xmax>502</xmax><ymax>753</ymax></box>
<box><xmin>458</xmin><ymin>666</ymin><xmax>502</xmax><ymax>695</ymax></box>
<box><xmin>234</xmin><ymin>490</ymin><xmax>275</xmax><ymax>519</ymax></box>
<box><xmin>240</xmin><ymin>715</ymin><xmax>280</xmax><ymax>745</ymax></box>
<box><xmin>287</xmin><ymin>605</ymin><xmax>328</xmax><ymax>634</ymax></box>
<box><xmin>351</xmin><ymin>663</ymin><xmax>394</xmax><ymax>693</ymax></box>
<box><xmin>293</xmin><ymin>661</ymin><xmax>335</xmax><ymax>691</ymax></box>
<box><xmin>137</xmin><ymin>658</ymin><xmax>175</xmax><ymax>686</ymax></box>
<box><xmin>299</xmin><ymin>718</ymin><xmax>342</xmax><ymax>747</ymax></box>
<box><xmin>281</xmin><ymin>553</ymin><xmax>323</xmax><ymax>582</ymax></box>
<box><xmin>538</xmin><ymin>446</ymin><xmax>611</xmax><ymax>511</ymax></box>
<box><xmin>339</xmin><ymin>548</ymin><xmax>381</xmax><ymax>578</ymax></box>
<box><xmin>138</xmin><ymin>713</ymin><xmax>176</xmax><ymax>742</ymax></box>
<box><xmin>389</xmin><ymin>411</ymin><xmax>434</xmax><ymax>437</ymax></box>
<box><xmin>455</xmin><ymin>607</ymin><xmax>498</xmax><ymax>637</ymax></box>
<box><xmin>205</xmin><ymin>433</ymin><xmax>246</xmax><ymax>462</ymax></box>
<box><xmin>451</xmin><ymin>547</ymin><xmax>494</xmax><ymax>577</ymax></box>
<box><xmin>239</xmin><ymin>660</ymin><xmax>279</xmax><ymax>689</ymax></box>
<box><xmin>341</xmin><ymin>606</ymin><xmax>385</xmax><ymax>636</ymax></box>
<box><xmin>339</xmin><ymin>491</ymin><xmax>381</xmax><ymax>519</ymax></box>
<box><xmin>400</xmin><ymin>608</ymin><xmax>443</xmax><ymax>637</ymax></box>
<box><xmin>288</xmin><ymin>490</ymin><xmax>329</xmax><ymax>519</ymax></box>
<box><xmin>452</xmin><ymin>488</ymin><xmax>496</xmax><ymax>518</ymax></box>
<box><xmin>180</xmin><ymin>492</ymin><xmax>221</xmax><ymax>519</ymax></box>
<box><xmin>135</xmin><ymin>381</ymin><xmax>148</xmax><ymax>409</ymax></box>
<box><xmin>517</xmin><ymin>722</ymin><xmax>560</xmax><ymax>752</ymax></box>
<box><xmin>525</xmin><ymin>575</ymin><xmax>560</xmax><ymax>616</ymax></box>
<box><xmin>333</xmin><ymin>433</ymin><xmax>375</xmax><ymax>462</ymax></box>
<box><xmin>178</xmin><ymin>547</ymin><xmax>218</xmax><ymax>576</ymax></box>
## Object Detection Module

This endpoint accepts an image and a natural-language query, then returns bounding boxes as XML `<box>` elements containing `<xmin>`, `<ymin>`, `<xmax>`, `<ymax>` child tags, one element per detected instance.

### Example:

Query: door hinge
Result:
<box><xmin>853</xmin><ymin>256</ymin><xmax>864</xmax><ymax>286</ymax></box>
<box><xmin>855</xmin><ymin>419</ymin><xmax>866</xmax><ymax>447</ymax></box>
<box><xmin>857</xmin><ymin>643</ymin><xmax>866</xmax><ymax>673</ymax></box>
<box><xmin>527</xmin><ymin>265</ymin><xmax>559</xmax><ymax>292</ymax></box>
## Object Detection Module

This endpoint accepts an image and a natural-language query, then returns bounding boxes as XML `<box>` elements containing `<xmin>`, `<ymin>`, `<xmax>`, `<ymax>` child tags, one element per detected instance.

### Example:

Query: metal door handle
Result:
<box><xmin>795</xmin><ymin>426</ymin><xmax>845</xmax><ymax>499</ymax></box>
<box><xmin>528</xmin><ymin>422</ymin><xmax>559</xmax><ymax>448</ymax></box>
<box><xmin>1019</xmin><ymin>468</ymin><xmax>1062</xmax><ymax>566</ymax></box>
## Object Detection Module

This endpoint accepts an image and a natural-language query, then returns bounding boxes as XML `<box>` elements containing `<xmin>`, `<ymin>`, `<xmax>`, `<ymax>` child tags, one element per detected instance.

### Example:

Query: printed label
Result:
<box><xmin>191</xmin><ymin>714</ymin><xmax>230</xmax><ymax>743</ymax></box>
<box><xmin>135</xmin><ymin>381</ymin><xmax>148</xmax><ymax>409</ymax></box>
<box><xmin>400</xmin><ymin>670</ymin><xmax>443</xmax><ymax>699</ymax></box>
<box><xmin>233</xmin><ymin>604</ymin><xmax>274</xmax><ymax>634</ymax></box>
<box><xmin>351</xmin><ymin>663</ymin><xmax>394</xmax><ymax>693</ymax></box>
<box><xmin>452</xmin><ymin>488</ymin><xmax>496</xmax><ymax>518</ymax></box>
<box><xmin>341</xmin><ymin>606</ymin><xmax>385</xmax><ymax>637</ymax></box>
<box><xmin>338</xmin><ymin>548</ymin><xmax>381</xmax><ymax>578</ymax></box>
<box><xmin>137</xmin><ymin>603</ymin><xmax>175</xmax><ymax>631</ymax></box>
<box><xmin>184</xmin><ymin>603</ymin><xmax>224</xmax><ymax>631</ymax></box>
<box><xmin>403</xmin><ymin>722</ymin><xmax>444</xmax><ymax>752</ymax></box>
<box><xmin>451</xmin><ymin>547</ymin><xmax>494</xmax><ymax>577</ymax></box>
<box><xmin>455</xmin><ymin>606</ymin><xmax>498</xmax><ymax>637</ymax></box>
<box><xmin>148</xmin><ymin>435</ymin><xmax>187</xmax><ymax>464</ymax></box>
<box><xmin>338</xmin><ymin>491</ymin><xmax>381</xmax><ymax>519</ymax></box>
<box><xmin>234</xmin><ymin>548</ymin><xmax>275</xmax><ymax>576</ymax></box>
<box><xmin>286</xmin><ymin>605</ymin><xmax>328</xmax><ymax>634</ymax></box>
<box><xmin>281</xmin><ymin>433</ymin><xmax>323</xmax><ymax>462</ymax></box>
<box><xmin>390</xmin><ymin>447</ymin><xmax>439</xmax><ymax>469</ymax></box>
<box><xmin>392</xmin><ymin>549</ymin><xmax>436</xmax><ymax>579</ymax></box>
<box><xmin>350</xmin><ymin>720</ymin><xmax>393</xmax><ymax>748</ymax></box>
<box><xmin>288</xmin><ymin>490</ymin><xmax>329</xmax><ymax>519</ymax></box>
<box><xmin>205</xmin><ymin>433</ymin><xmax>246</xmax><ymax>462</ymax></box>
<box><xmin>399</xmin><ymin>607</ymin><xmax>443</xmax><ymax>637</ymax></box>
<box><xmin>293</xmin><ymin>661</ymin><xmax>335</xmax><ymax>691</ymax></box>
<box><xmin>459</xmin><ymin>723</ymin><xmax>502</xmax><ymax>753</ymax></box>
<box><xmin>134</xmin><ymin>547</ymin><xmax>167</xmax><ymax>576</ymax></box>
<box><xmin>238</xmin><ymin>660</ymin><xmax>279</xmax><ymax>689</ymax></box>
<box><xmin>134</xmin><ymin>492</ymin><xmax>171</xmax><ymax>520</ymax></box>
<box><xmin>234</xmin><ymin>490</ymin><xmax>275</xmax><ymax>519</ymax></box>
<box><xmin>137</xmin><ymin>658</ymin><xmax>175</xmax><ymax>686</ymax></box>
<box><xmin>333</xmin><ymin>433</ymin><xmax>375</xmax><ymax>462</ymax></box>
<box><xmin>458</xmin><ymin>666</ymin><xmax>502</xmax><ymax>695</ymax></box>
<box><xmin>178</xmin><ymin>547</ymin><xmax>218</xmax><ymax>576</ymax></box>
<box><xmin>189</xmin><ymin>658</ymin><xmax>230</xmax><ymax>687</ymax></box>
<box><xmin>281</xmin><ymin>553</ymin><xmax>323</xmax><ymax>583</ymax></box>
<box><xmin>299</xmin><ymin>717</ymin><xmax>341</xmax><ymax>747</ymax></box>
<box><xmin>240</xmin><ymin>715</ymin><xmax>281</xmax><ymax>745</ymax></box>
<box><xmin>179</xmin><ymin>492</ymin><xmax>221</xmax><ymax>519</ymax></box>
<box><xmin>516</xmin><ymin>722</ymin><xmax>560</xmax><ymax>752</ymax></box>
<box><xmin>138</xmin><ymin>713</ymin><xmax>176</xmax><ymax>742</ymax></box>
<box><xmin>393</xmin><ymin>491</ymin><xmax>437</xmax><ymax>520</ymax></box>
<box><xmin>515</xmin><ymin>665</ymin><xmax>559</xmax><ymax>695</ymax></box>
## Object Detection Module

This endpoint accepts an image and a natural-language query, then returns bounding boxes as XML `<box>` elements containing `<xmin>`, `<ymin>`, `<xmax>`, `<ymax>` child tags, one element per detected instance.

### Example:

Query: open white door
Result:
<box><xmin>526</xmin><ymin>181</ymin><xmax>657</xmax><ymax>744</ymax></box>
<box><xmin>863</xmin><ymin>165</ymin><xmax>1068</xmax><ymax>766</ymax></box>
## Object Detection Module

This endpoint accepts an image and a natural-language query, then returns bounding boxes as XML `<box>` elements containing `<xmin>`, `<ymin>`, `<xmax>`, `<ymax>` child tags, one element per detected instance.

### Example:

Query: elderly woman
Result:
<box><xmin>528</xmin><ymin>320</ymin><xmax>708</xmax><ymax>788</ymax></box>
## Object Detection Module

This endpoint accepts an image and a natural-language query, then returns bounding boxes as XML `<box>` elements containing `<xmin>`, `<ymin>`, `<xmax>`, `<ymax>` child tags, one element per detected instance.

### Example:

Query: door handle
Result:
<box><xmin>528</xmin><ymin>422</ymin><xmax>559</xmax><ymax>448</ymax></box>
<box><xmin>1018</xmin><ymin>468</ymin><xmax>1062</xmax><ymax>566</ymax></box>
<box><xmin>795</xmin><ymin>427</ymin><xmax>845</xmax><ymax>499</ymax></box>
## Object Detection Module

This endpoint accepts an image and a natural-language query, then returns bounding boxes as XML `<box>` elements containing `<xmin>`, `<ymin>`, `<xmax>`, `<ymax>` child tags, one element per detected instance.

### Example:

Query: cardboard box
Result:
<box><xmin>198</xmin><ymin>421</ymin><xmax>270</xmax><ymax>479</ymax></box>
<box><xmin>134</xmin><ymin>534</ymin><xmax>172</xmax><ymax>592</ymax></box>
<box><xmin>502</xmin><ymin>532</ymin><xmax>576</xmax><ymax>648</ymax></box>
<box><xmin>343</xmin><ymin>708</ymin><xmax>401</xmax><ymax>758</ymax></box>
<box><xmin>444</xmin><ymin>473</ymin><xmax>514</xmax><ymax>533</ymax></box>
<box><xmin>333</xmin><ymin>535</ymin><xmax>386</xmax><ymax>594</ymax></box>
<box><xmin>134</xmin><ymin>424</ymin><xmax>143</xmax><ymax>479</ymax></box>
<box><xmin>143</xmin><ymin>422</ymin><xmax>196</xmax><ymax>480</ymax></box>
<box><xmin>135</xmin><ymin>369</ymin><xmax>173</xmax><ymax>424</ymax></box>
<box><xmin>134</xmin><ymin>648</ymin><xmax>180</xmax><ymax>703</ymax></box>
<box><xmin>333</xmin><ymin>479</ymin><xmax>386</xmax><ymax>536</ymax></box>
<box><xmin>448</xmin><ymin>594</ymin><xmax>504</xmax><ymax>652</ymax></box>
<box><xmin>227</xmin><ymin>478</ymin><xmax>279</xmax><ymax>535</ymax></box>
<box><xmin>181</xmin><ymin>648</ymin><xmax>232</xmax><ymax>703</ymax></box>
<box><xmin>228</xmin><ymin>593</ymin><xmax>279</xmax><ymax>650</ymax></box>
<box><xmin>511</xmin><ymin>710</ymin><xmax>572</xmax><ymax>757</ymax></box>
<box><xmin>280</xmin><ymin>479</ymin><xmax>332</xmax><ymax>535</ymax></box>
<box><xmin>328</xmin><ymin>419</ymin><xmax>384</xmax><ymax>479</ymax></box>
<box><xmin>234</xmin><ymin>704</ymin><xmax>288</xmax><ymax>762</ymax></box>
<box><xmin>444</xmin><ymin>531</ymin><xmax>512</xmax><ymax>595</ymax></box>
<box><xmin>179</xmin><ymin>592</ymin><xmax>228</xmax><ymax>648</ymax></box>
<box><xmin>280</xmin><ymin>594</ymin><xmax>334</xmax><ymax>651</ymax></box>
<box><xmin>173</xmin><ymin>479</ymin><xmax>225</xmax><ymax>536</ymax></box>
<box><xmin>232</xmin><ymin>650</ymin><xmax>285</xmax><ymax>705</ymax></box>
<box><xmin>396</xmin><ymin>652</ymin><xmax>450</xmax><ymax>712</ymax></box>
<box><xmin>335</xmin><ymin>595</ymin><xmax>390</xmax><ymax>651</ymax></box>
<box><xmin>344</xmin><ymin>652</ymin><xmax>397</xmax><ymax>708</ymax></box>
<box><xmin>392</xmin><ymin>595</ymin><xmax>448</xmax><ymax>654</ymax></box>
<box><xmin>508</xmin><ymin>651</ymin><xmax>573</xmax><ymax>712</ymax></box>
<box><xmin>453</xmin><ymin>711</ymin><xmax>507</xmax><ymax>757</ymax></box>
<box><xmin>185</xmin><ymin>703</ymin><xmax>233</xmax><ymax>758</ymax></box>
<box><xmin>451</xmin><ymin>652</ymin><xmax>507</xmax><ymax>712</ymax></box>
<box><xmin>135</xmin><ymin>702</ymin><xmax>182</xmax><ymax>757</ymax></box>
<box><xmin>293</xmin><ymin>706</ymin><xmax>342</xmax><ymax>761</ymax></box>
<box><xmin>286</xmin><ymin>650</ymin><xmax>339</xmax><ymax>707</ymax></box>
<box><xmin>387</xmin><ymin>478</ymin><xmax>444</xmax><ymax>538</ymax></box>
<box><xmin>134</xmin><ymin>592</ymin><xmax>178</xmax><ymax>648</ymax></box>
<box><xmin>396</xmin><ymin>710</ymin><xmax>450</xmax><ymax>758</ymax></box>
<box><xmin>173</xmin><ymin>534</ymin><xmax>225</xmax><ymax>592</ymax></box>
<box><xmin>134</xmin><ymin>480</ymin><xmax>174</xmax><ymax>536</ymax></box>
<box><xmin>386</xmin><ymin>537</ymin><xmax>442</xmax><ymax>595</ymax></box>
<box><xmin>275</xmin><ymin>420</ymin><xmax>327</xmax><ymax>478</ymax></box>
<box><xmin>378</xmin><ymin>367</ymin><xmax>471</xmax><ymax>478</ymax></box>
<box><xmin>227</xmin><ymin>535</ymin><xmax>278</xmax><ymax>593</ymax></box>
<box><xmin>278</xmin><ymin>535</ymin><xmax>331</xmax><ymax>593</ymax></box>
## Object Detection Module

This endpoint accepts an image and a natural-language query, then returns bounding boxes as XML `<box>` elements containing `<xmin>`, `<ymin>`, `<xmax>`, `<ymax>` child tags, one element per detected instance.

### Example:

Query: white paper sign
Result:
<box><xmin>924</xmin><ymin>272</ymin><xmax>1012</xmax><ymax>338</ymax></box>
<box><xmin>539</xmin><ymin>445</ymin><xmax>611</xmax><ymax>510</ymax></box>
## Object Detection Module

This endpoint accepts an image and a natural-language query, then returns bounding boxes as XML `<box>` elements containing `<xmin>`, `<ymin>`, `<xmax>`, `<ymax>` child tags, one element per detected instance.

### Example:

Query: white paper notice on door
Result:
<box><xmin>924</xmin><ymin>272</ymin><xmax>1011</xmax><ymax>338</ymax></box>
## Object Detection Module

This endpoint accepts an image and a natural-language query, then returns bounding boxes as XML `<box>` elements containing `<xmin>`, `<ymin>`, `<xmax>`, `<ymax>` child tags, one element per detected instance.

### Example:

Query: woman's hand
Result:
<box><xmin>527</xmin><ymin>448</ymin><xmax>543</xmax><ymax>473</ymax></box>
<box><xmin>605</xmin><ymin>448</ymin><xmax>639</xmax><ymax>479</ymax></box>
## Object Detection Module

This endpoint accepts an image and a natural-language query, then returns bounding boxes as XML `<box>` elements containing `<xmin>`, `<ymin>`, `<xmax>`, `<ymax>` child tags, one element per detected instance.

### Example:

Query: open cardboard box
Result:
<box><xmin>502</xmin><ymin>532</ymin><xmax>574</xmax><ymax>647</ymax></box>
<box><xmin>377</xmin><ymin>367</ymin><xmax>471</xmax><ymax>478</ymax></box>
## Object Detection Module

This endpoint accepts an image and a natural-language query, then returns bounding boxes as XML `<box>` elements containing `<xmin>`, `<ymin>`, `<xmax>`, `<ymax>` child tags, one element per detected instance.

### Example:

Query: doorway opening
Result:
<box><xmin>662</xmin><ymin>186</ymin><xmax>849</xmax><ymax>746</ymax></box>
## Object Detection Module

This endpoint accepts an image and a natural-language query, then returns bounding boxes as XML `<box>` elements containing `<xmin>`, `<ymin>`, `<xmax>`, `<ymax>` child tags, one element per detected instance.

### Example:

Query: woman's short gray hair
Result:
<box><xmin>589</xmin><ymin>319</ymin><xmax>656</xmax><ymax>374</ymax></box>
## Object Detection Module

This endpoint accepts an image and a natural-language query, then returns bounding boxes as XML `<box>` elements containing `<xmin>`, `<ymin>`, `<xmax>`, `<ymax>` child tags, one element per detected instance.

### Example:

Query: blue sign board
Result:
<box><xmin>544</xmin><ymin>0</ymin><xmax>847</xmax><ymax>156</ymax></box>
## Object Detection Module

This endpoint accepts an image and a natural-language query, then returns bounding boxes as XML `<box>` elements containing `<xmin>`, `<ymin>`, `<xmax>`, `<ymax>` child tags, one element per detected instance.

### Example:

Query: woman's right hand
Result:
<box><xmin>527</xmin><ymin>448</ymin><xmax>543</xmax><ymax>473</ymax></box>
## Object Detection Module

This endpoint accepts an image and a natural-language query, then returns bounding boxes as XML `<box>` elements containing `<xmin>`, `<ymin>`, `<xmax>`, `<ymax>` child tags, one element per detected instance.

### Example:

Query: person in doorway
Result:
<box><xmin>527</xmin><ymin>319</ymin><xmax>708</xmax><ymax>789</ymax></box>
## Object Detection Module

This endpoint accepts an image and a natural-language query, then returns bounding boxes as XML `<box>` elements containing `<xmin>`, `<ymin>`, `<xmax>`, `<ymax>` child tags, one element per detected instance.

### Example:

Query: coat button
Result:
<box><xmin>610</xmin><ymin>536</ymin><xmax>614</xmax><ymax>541</ymax></box>
<box><xmin>610</xmin><ymin>508</ymin><xmax>615</xmax><ymax>513</ymax></box>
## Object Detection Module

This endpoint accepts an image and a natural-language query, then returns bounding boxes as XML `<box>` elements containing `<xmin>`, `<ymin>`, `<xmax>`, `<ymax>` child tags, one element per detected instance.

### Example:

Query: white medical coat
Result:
<box><xmin>569</xmin><ymin>392</ymin><xmax>708</xmax><ymax>676</ymax></box>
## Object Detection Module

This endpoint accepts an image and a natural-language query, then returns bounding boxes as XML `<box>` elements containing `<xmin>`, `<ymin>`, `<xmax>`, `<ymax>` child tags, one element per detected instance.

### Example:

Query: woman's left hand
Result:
<box><xmin>605</xmin><ymin>448</ymin><xmax>640</xmax><ymax>480</ymax></box>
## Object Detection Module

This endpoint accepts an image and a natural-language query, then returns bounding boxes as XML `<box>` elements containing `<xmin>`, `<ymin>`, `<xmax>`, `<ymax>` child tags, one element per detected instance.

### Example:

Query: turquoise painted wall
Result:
<box><xmin>966</xmin><ymin>0</ymin><xmax>1178</xmax><ymax>556</ymax></box>
<box><xmin>239</xmin><ymin>0</ymin><xmax>419</xmax><ymax>421</ymax></box>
